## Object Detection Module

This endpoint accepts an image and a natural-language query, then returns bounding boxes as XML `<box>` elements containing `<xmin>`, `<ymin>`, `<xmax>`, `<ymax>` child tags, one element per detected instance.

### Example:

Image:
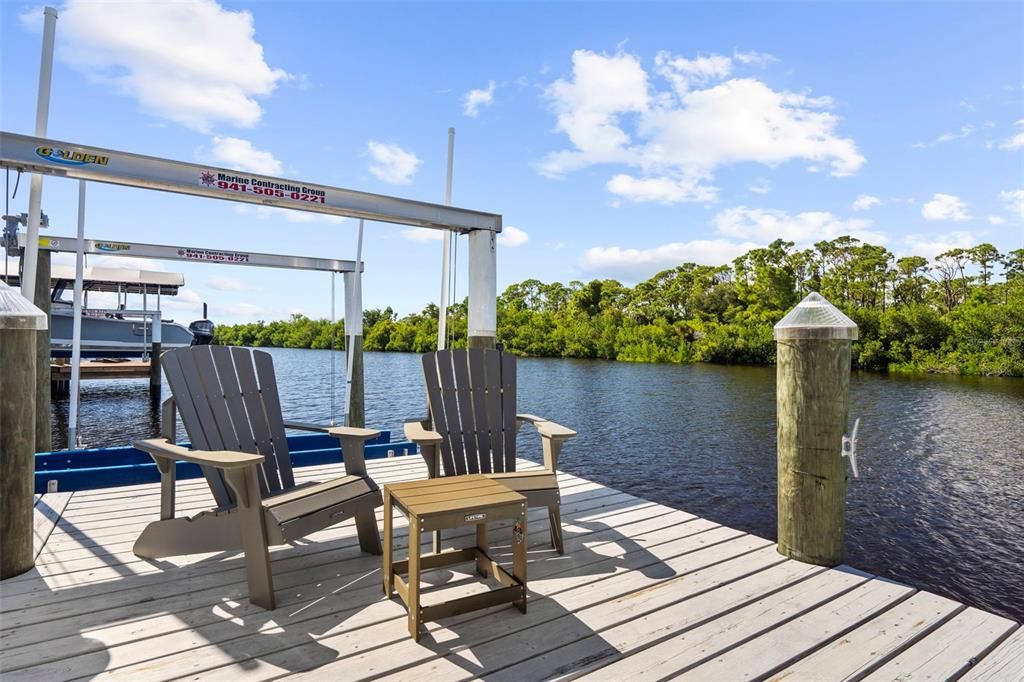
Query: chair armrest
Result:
<box><xmin>132</xmin><ymin>438</ymin><xmax>264</xmax><ymax>470</ymax></box>
<box><xmin>283</xmin><ymin>420</ymin><xmax>381</xmax><ymax>440</ymax></box>
<box><xmin>403</xmin><ymin>419</ymin><xmax>443</xmax><ymax>444</ymax></box>
<box><xmin>327</xmin><ymin>426</ymin><xmax>381</xmax><ymax>440</ymax></box>
<box><xmin>516</xmin><ymin>414</ymin><xmax>577</xmax><ymax>440</ymax></box>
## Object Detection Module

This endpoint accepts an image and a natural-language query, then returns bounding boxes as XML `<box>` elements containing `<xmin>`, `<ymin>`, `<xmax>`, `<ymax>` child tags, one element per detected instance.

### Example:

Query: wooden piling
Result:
<box><xmin>774</xmin><ymin>292</ymin><xmax>858</xmax><ymax>567</ymax></box>
<box><xmin>0</xmin><ymin>281</ymin><xmax>47</xmax><ymax>579</ymax></box>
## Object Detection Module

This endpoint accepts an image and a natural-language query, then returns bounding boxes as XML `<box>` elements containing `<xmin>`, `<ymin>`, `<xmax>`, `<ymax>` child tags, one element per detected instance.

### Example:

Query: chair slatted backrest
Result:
<box><xmin>422</xmin><ymin>348</ymin><xmax>517</xmax><ymax>477</ymax></box>
<box><xmin>162</xmin><ymin>346</ymin><xmax>296</xmax><ymax>507</ymax></box>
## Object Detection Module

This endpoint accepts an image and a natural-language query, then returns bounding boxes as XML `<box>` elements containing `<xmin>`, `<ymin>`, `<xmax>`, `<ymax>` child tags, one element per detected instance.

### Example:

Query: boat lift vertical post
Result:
<box><xmin>151</xmin><ymin>285</ymin><xmax>161</xmax><ymax>394</ymax></box>
<box><xmin>437</xmin><ymin>127</ymin><xmax>455</xmax><ymax>350</ymax></box>
<box><xmin>67</xmin><ymin>181</ymin><xmax>86</xmax><ymax>447</ymax></box>
<box><xmin>330</xmin><ymin>271</ymin><xmax>337</xmax><ymax>425</ymax></box>
<box><xmin>149</xmin><ymin>309</ymin><xmax>161</xmax><ymax>396</ymax></box>
<box><xmin>344</xmin><ymin>220</ymin><xmax>365</xmax><ymax>428</ymax></box>
<box><xmin>24</xmin><ymin>8</ymin><xmax>58</xmax><ymax>454</ymax></box>
<box><xmin>467</xmin><ymin>228</ymin><xmax>497</xmax><ymax>349</ymax></box>
<box><xmin>19</xmin><ymin>6</ymin><xmax>56</xmax><ymax>302</ymax></box>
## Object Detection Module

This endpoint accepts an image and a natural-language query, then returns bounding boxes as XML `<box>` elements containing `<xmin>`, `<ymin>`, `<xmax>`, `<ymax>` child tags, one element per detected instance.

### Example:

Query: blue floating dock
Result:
<box><xmin>34</xmin><ymin>431</ymin><xmax>416</xmax><ymax>494</ymax></box>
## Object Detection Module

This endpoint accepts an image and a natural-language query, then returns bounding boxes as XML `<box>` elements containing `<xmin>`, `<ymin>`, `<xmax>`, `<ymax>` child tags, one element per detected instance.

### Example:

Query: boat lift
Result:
<box><xmin>0</xmin><ymin>130</ymin><xmax>502</xmax><ymax>450</ymax></box>
<box><xmin>17</xmin><ymin>230</ymin><xmax>368</xmax><ymax>444</ymax></box>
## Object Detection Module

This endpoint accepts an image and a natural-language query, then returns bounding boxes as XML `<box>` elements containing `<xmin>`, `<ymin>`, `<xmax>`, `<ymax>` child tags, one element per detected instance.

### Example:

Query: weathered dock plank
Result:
<box><xmin>863</xmin><ymin>607</ymin><xmax>1019</xmax><ymax>681</ymax></box>
<box><xmin>32</xmin><ymin>491</ymin><xmax>73</xmax><ymax>560</ymax></box>
<box><xmin>676</xmin><ymin>578</ymin><xmax>914</xmax><ymax>680</ymax></box>
<box><xmin>962</xmin><ymin>627</ymin><xmax>1024</xmax><ymax>682</ymax></box>
<box><xmin>0</xmin><ymin>455</ymin><xmax>1019</xmax><ymax>682</ymax></box>
<box><xmin>769</xmin><ymin>590</ymin><xmax>964</xmax><ymax>681</ymax></box>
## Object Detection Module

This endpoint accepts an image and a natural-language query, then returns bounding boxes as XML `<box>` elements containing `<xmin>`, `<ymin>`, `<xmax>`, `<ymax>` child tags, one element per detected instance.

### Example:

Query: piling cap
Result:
<box><xmin>0</xmin><ymin>280</ymin><xmax>48</xmax><ymax>330</ymax></box>
<box><xmin>774</xmin><ymin>292</ymin><xmax>857</xmax><ymax>341</ymax></box>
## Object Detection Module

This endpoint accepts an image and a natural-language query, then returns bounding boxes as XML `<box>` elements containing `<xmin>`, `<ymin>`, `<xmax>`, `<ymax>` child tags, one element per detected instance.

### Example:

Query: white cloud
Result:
<box><xmin>206</xmin><ymin>275</ymin><xmax>244</xmax><ymax>291</ymax></box>
<box><xmin>901</xmin><ymin>230</ymin><xmax>976</xmax><ymax>260</ymax></box>
<box><xmin>463</xmin><ymin>80</ymin><xmax>496</xmax><ymax>118</ymax></box>
<box><xmin>913</xmin><ymin>125</ymin><xmax>975</xmax><ymax>149</ymax></box>
<box><xmin>921</xmin><ymin>193</ymin><xmax>971</xmax><ymax>222</ymax></box>
<box><xmin>733</xmin><ymin>50</ymin><xmax>778</xmax><ymax>67</ymax></box>
<box><xmin>497</xmin><ymin>226</ymin><xmax>529</xmax><ymax>248</ymax></box>
<box><xmin>209</xmin><ymin>302</ymin><xmax>263</xmax><ymax>318</ymax></box>
<box><xmin>999</xmin><ymin>120</ymin><xmax>1024</xmax><ymax>150</ymax></box>
<box><xmin>642</xmin><ymin>79</ymin><xmax>860</xmax><ymax>174</ymax></box>
<box><xmin>539</xmin><ymin>49</ymin><xmax>863</xmax><ymax>197</ymax></box>
<box><xmin>160</xmin><ymin>289</ymin><xmax>202</xmax><ymax>311</ymax></box>
<box><xmin>400</xmin><ymin>228</ymin><xmax>444</xmax><ymax>243</ymax></box>
<box><xmin>748</xmin><ymin>178</ymin><xmax>772</xmax><ymax>195</ymax></box>
<box><xmin>988</xmin><ymin>215</ymin><xmax>1006</xmax><ymax>225</ymax></box>
<box><xmin>654</xmin><ymin>51</ymin><xmax>732</xmax><ymax>96</ymax></box>
<box><xmin>24</xmin><ymin>0</ymin><xmax>290</xmax><ymax>131</ymax></box>
<box><xmin>606</xmin><ymin>173</ymin><xmax>717</xmax><ymax>204</ymax></box>
<box><xmin>578</xmin><ymin>200</ymin><xmax>896</xmax><ymax>281</ymax></box>
<box><xmin>1000</xmin><ymin>189</ymin><xmax>1024</xmax><ymax>219</ymax></box>
<box><xmin>851</xmin><ymin>194</ymin><xmax>881</xmax><ymax>211</ymax></box>
<box><xmin>539</xmin><ymin>50</ymin><xmax>649</xmax><ymax>178</ymax></box>
<box><xmin>367</xmin><ymin>141</ymin><xmax>421</xmax><ymax>184</ymax></box>
<box><xmin>204</xmin><ymin>137</ymin><xmax>282</xmax><ymax>175</ymax></box>
<box><xmin>713</xmin><ymin>206</ymin><xmax>887</xmax><ymax>245</ymax></box>
<box><xmin>579</xmin><ymin>239</ymin><xmax>757</xmax><ymax>280</ymax></box>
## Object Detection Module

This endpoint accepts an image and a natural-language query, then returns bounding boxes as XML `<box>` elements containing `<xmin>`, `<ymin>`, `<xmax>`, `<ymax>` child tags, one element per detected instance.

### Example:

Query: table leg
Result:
<box><xmin>475</xmin><ymin>522</ymin><xmax>489</xmax><ymax>578</ymax></box>
<box><xmin>382</xmin><ymin>489</ymin><xmax>393</xmax><ymax>596</ymax></box>
<box><xmin>408</xmin><ymin>518</ymin><xmax>421</xmax><ymax>641</ymax></box>
<box><xmin>513</xmin><ymin>503</ymin><xmax>527</xmax><ymax>614</ymax></box>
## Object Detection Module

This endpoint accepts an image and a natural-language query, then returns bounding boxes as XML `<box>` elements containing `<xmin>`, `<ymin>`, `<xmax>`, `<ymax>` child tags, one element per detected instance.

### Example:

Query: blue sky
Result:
<box><xmin>2</xmin><ymin>1</ymin><xmax>1022</xmax><ymax>325</ymax></box>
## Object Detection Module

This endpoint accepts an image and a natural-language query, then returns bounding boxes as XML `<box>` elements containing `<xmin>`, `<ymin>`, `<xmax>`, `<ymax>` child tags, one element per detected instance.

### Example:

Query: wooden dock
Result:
<box><xmin>2</xmin><ymin>456</ymin><xmax>1020</xmax><ymax>680</ymax></box>
<box><xmin>50</xmin><ymin>359</ymin><xmax>156</xmax><ymax>395</ymax></box>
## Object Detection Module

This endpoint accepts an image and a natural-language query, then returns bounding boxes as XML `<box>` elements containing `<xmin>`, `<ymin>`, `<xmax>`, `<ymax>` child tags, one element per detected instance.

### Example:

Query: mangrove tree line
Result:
<box><xmin>214</xmin><ymin>237</ymin><xmax>1024</xmax><ymax>376</ymax></box>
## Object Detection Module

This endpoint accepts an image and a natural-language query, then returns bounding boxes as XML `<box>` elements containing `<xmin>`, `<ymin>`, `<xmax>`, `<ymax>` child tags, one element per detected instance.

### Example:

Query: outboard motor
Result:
<box><xmin>189</xmin><ymin>303</ymin><xmax>215</xmax><ymax>346</ymax></box>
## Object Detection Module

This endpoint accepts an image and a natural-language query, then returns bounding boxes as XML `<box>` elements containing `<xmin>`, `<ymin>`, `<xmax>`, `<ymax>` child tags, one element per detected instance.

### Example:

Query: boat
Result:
<box><xmin>3</xmin><ymin>263</ymin><xmax>214</xmax><ymax>358</ymax></box>
<box><xmin>49</xmin><ymin>264</ymin><xmax>214</xmax><ymax>358</ymax></box>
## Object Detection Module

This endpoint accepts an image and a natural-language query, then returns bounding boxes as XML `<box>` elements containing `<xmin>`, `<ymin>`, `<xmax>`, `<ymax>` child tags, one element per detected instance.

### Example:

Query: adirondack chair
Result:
<box><xmin>404</xmin><ymin>348</ymin><xmax>577</xmax><ymax>554</ymax></box>
<box><xmin>131</xmin><ymin>345</ymin><xmax>382</xmax><ymax>610</ymax></box>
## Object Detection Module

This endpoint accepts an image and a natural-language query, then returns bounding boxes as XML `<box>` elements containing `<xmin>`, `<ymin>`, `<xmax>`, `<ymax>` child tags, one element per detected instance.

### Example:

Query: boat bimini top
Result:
<box><xmin>49</xmin><ymin>264</ymin><xmax>184</xmax><ymax>295</ymax></box>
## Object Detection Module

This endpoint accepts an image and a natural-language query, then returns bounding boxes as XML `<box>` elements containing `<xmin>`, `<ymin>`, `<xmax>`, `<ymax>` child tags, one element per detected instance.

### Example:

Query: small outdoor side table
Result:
<box><xmin>383</xmin><ymin>475</ymin><xmax>528</xmax><ymax>641</ymax></box>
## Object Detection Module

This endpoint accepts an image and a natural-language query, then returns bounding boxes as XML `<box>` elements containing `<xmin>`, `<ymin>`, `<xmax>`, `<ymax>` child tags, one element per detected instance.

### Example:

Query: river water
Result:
<box><xmin>51</xmin><ymin>348</ymin><xmax>1024</xmax><ymax>623</ymax></box>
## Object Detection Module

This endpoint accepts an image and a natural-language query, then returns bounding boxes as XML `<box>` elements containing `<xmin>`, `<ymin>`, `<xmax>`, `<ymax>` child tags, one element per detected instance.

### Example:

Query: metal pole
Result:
<box><xmin>344</xmin><ymin>220</ymin><xmax>365</xmax><ymax>427</ymax></box>
<box><xmin>149</xmin><ymin>309</ymin><xmax>161</xmax><ymax>395</ymax></box>
<box><xmin>437</xmin><ymin>127</ymin><xmax>455</xmax><ymax>350</ymax></box>
<box><xmin>20</xmin><ymin>6</ymin><xmax>58</xmax><ymax>301</ymax></box>
<box><xmin>330</xmin><ymin>271</ymin><xmax>336</xmax><ymax>425</ymax></box>
<box><xmin>0</xmin><ymin>281</ymin><xmax>47</xmax><ymax>579</ymax></box>
<box><xmin>22</xmin><ymin>7</ymin><xmax>58</xmax><ymax>455</ymax></box>
<box><xmin>68</xmin><ymin>181</ymin><xmax>86</xmax><ymax>448</ymax></box>
<box><xmin>774</xmin><ymin>292</ymin><xmax>859</xmax><ymax>566</ymax></box>
<box><xmin>142</xmin><ymin>285</ymin><xmax>148</xmax><ymax>359</ymax></box>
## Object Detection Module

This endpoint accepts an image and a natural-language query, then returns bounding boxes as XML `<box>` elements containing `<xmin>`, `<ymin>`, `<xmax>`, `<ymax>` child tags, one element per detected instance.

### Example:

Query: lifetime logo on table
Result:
<box><xmin>464</xmin><ymin>512</ymin><xmax>487</xmax><ymax>523</ymax></box>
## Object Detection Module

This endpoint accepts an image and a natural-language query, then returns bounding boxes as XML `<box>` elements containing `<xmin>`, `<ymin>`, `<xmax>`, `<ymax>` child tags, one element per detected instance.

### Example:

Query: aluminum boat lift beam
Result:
<box><xmin>0</xmin><ymin>132</ymin><xmax>502</xmax><ymax>233</ymax></box>
<box><xmin>17</xmin><ymin>233</ymin><xmax>361</xmax><ymax>273</ymax></box>
<box><xmin>1</xmin><ymin>130</ymin><xmax>502</xmax><ymax>345</ymax></box>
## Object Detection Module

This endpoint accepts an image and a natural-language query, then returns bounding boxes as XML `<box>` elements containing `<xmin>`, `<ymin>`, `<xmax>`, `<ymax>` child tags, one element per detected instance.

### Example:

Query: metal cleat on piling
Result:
<box><xmin>842</xmin><ymin>417</ymin><xmax>860</xmax><ymax>478</ymax></box>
